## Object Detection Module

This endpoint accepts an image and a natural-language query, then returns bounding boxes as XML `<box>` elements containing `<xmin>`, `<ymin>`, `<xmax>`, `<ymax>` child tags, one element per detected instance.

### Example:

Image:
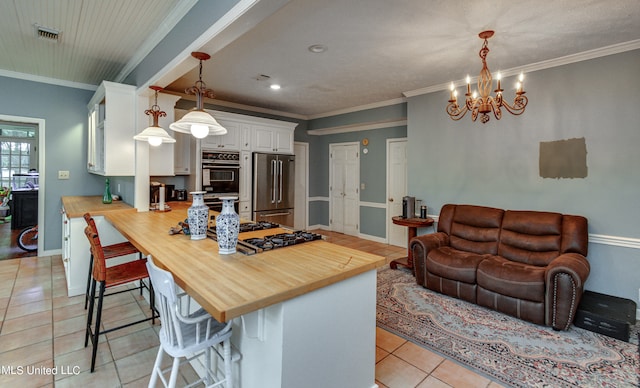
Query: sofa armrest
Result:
<box><xmin>545</xmin><ymin>253</ymin><xmax>590</xmax><ymax>330</ymax></box>
<box><xmin>410</xmin><ymin>232</ymin><xmax>449</xmax><ymax>287</ymax></box>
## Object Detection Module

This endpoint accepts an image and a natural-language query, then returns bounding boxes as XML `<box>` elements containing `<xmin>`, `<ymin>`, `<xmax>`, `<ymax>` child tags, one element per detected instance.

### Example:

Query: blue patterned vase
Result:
<box><xmin>216</xmin><ymin>196</ymin><xmax>240</xmax><ymax>254</ymax></box>
<box><xmin>187</xmin><ymin>191</ymin><xmax>209</xmax><ymax>240</ymax></box>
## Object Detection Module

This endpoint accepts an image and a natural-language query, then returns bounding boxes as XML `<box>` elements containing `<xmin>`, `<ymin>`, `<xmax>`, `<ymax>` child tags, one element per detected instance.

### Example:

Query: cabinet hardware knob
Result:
<box><xmin>389</xmin><ymin>198</ymin><xmax>394</xmax><ymax>202</ymax></box>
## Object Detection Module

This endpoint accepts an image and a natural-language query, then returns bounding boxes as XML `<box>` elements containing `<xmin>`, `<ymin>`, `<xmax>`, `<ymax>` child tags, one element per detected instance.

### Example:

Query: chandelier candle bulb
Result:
<box><xmin>466</xmin><ymin>75</ymin><xmax>471</xmax><ymax>94</ymax></box>
<box><xmin>496</xmin><ymin>72</ymin><xmax>501</xmax><ymax>90</ymax></box>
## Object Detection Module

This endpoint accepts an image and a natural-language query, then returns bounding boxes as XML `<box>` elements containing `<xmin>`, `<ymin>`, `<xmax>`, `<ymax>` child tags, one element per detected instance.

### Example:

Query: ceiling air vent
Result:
<box><xmin>35</xmin><ymin>25</ymin><xmax>61</xmax><ymax>42</ymax></box>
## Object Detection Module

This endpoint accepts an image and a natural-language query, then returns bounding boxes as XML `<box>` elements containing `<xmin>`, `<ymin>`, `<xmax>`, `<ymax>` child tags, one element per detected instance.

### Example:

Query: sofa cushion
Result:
<box><xmin>444</xmin><ymin>205</ymin><xmax>504</xmax><ymax>255</ymax></box>
<box><xmin>477</xmin><ymin>255</ymin><xmax>546</xmax><ymax>302</ymax></box>
<box><xmin>498</xmin><ymin>210</ymin><xmax>562</xmax><ymax>266</ymax></box>
<box><xmin>427</xmin><ymin>246</ymin><xmax>487</xmax><ymax>284</ymax></box>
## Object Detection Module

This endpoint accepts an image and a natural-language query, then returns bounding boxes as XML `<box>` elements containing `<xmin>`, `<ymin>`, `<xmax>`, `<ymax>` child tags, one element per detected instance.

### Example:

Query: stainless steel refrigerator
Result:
<box><xmin>253</xmin><ymin>153</ymin><xmax>295</xmax><ymax>227</ymax></box>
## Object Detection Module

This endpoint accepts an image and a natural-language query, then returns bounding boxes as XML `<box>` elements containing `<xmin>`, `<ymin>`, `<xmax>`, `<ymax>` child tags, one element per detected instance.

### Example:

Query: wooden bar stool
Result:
<box><xmin>83</xmin><ymin>212</ymin><xmax>141</xmax><ymax>309</ymax></box>
<box><xmin>146</xmin><ymin>256</ymin><xmax>234</xmax><ymax>388</ymax></box>
<box><xmin>84</xmin><ymin>226</ymin><xmax>158</xmax><ymax>372</ymax></box>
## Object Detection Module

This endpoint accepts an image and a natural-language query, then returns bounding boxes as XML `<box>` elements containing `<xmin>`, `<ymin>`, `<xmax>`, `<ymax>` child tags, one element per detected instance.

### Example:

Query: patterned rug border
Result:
<box><xmin>376</xmin><ymin>267</ymin><xmax>640</xmax><ymax>388</ymax></box>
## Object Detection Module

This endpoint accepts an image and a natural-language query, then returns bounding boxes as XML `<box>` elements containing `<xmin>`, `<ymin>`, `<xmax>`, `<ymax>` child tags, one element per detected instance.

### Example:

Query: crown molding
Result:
<box><xmin>307</xmin><ymin>118</ymin><xmax>407</xmax><ymax>136</ymax></box>
<box><xmin>163</xmin><ymin>90</ymin><xmax>307</xmax><ymax>121</ymax></box>
<box><xmin>306</xmin><ymin>97</ymin><xmax>407</xmax><ymax>120</ymax></box>
<box><xmin>404</xmin><ymin>39</ymin><xmax>640</xmax><ymax>98</ymax></box>
<box><xmin>0</xmin><ymin>69</ymin><xmax>97</xmax><ymax>91</ymax></box>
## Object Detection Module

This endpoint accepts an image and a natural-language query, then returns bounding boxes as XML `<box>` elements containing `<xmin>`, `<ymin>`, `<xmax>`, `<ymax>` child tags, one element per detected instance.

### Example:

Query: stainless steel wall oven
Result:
<box><xmin>201</xmin><ymin>150</ymin><xmax>240</xmax><ymax>212</ymax></box>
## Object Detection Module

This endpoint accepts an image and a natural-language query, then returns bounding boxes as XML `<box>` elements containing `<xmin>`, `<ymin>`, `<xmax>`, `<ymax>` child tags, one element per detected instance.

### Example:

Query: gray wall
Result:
<box><xmin>0</xmin><ymin>76</ymin><xmax>97</xmax><ymax>250</ymax></box>
<box><xmin>303</xmin><ymin>104</ymin><xmax>407</xmax><ymax>237</ymax></box>
<box><xmin>407</xmin><ymin>49</ymin><xmax>640</xmax><ymax>303</ymax></box>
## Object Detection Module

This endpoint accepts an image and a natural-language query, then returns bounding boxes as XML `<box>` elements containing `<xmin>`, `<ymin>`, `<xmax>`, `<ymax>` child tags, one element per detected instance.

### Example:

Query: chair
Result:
<box><xmin>84</xmin><ymin>226</ymin><xmax>157</xmax><ymax>372</ymax></box>
<box><xmin>83</xmin><ymin>212</ymin><xmax>141</xmax><ymax>309</ymax></box>
<box><xmin>146</xmin><ymin>256</ymin><xmax>233</xmax><ymax>388</ymax></box>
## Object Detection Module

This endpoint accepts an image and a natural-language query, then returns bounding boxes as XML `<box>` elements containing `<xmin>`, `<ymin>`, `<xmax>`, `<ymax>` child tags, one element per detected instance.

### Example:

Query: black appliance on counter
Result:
<box><xmin>175</xmin><ymin>189</ymin><xmax>187</xmax><ymax>201</ymax></box>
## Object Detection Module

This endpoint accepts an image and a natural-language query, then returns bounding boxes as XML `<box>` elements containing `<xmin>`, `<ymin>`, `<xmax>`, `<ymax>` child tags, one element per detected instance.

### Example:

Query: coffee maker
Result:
<box><xmin>402</xmin><ymin>196</ymin><xmax>415</xmax><ymax>218</ymax></box>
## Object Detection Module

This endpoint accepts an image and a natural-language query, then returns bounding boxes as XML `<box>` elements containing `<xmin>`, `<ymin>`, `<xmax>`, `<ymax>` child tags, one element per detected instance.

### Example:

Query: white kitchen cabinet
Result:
<box><xmin>172</xmin><ymin>109</ymin><xmax>192</xmax><ymax>175</ymax></box>
<box><xmin>173</xmin><ymin>131</ymin><xmax>192</xmax><ymax>175</ymax></box>
<box><xmin>149</xmin><ymin>93</ymin><xmax>182</xmax><ymax>176</ymax></box>
<box><xmin>252</xmin><ymin>126</ymin><xmax>295</xmax><ymax>154</ymax></box>
<box><xmin>87</xmin><ymin>81</ymin><xmax>136</xmax><ymax>176</ymax></box>
<box><xmin>61</xmin><ymin>210</ymin><xmax>138</xmax><ymax>297</ymax></box>
<box><xmin>239</xmin><ymin>151</ymin><xmax>252</xmax><ymax>220</ymax></box>
<box><xmin>240</xmin><ymin>123</ymin><xmax>252</xmax><ymax>150</ymax></box>
<box><xmin>201</xmin><ymin>121</ymin><xmax>240</xmax><ymax>150</ymax></box>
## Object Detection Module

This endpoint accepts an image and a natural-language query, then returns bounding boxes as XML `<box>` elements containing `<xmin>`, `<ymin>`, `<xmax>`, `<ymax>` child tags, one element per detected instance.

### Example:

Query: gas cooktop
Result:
<box><xmin>206</xmin><ymin>223</ymin><xmax>324</xmax><ymax>255</ymax></box>
<box><xmin>239</xmin><ymin>221</ymin><xmax>280</xmax><ymax>233</ymax></box>
<box><xmin>242</xmin><ymin>231</ymin><xmax>323</xmax><ymax>251</ymax></box>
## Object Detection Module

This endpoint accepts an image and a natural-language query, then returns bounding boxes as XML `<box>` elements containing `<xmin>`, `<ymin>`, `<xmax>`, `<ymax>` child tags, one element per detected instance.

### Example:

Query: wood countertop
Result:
<box><xmin>104</xmin><ymin>208</ymin><xmax>385</xmax><ymax>323</ymax></box>
<box><xmin>62</xmin><ymin>196</ymin><xmax>136</xmax><ymax>218</ymax></box>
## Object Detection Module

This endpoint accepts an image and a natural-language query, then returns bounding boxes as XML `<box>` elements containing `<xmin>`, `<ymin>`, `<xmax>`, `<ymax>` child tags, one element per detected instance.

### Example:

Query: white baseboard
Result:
<box><xmin>307</xmin><ymin>224</ymin><xmax>329</xmax><ymax>231</ymax></box>
<box><xmin>42</xmin><ymin>248</ymin><xmax>62</xmax><ymax>257</ymax></box>
<box><xmin>358</xmin><ymin>233</ymin><xmax>387</xmax><ymax>244</ymax></box>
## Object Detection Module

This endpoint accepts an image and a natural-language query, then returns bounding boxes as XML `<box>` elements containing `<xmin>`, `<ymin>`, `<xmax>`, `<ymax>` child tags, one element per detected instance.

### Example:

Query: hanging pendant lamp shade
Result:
<box><xmin>169</xmin><ymin>52</ymin><xmax>227</xmax><ymax>139</ymax></box>
<box><xmin>133</xmin><ymin>125</ymin><xmax>176</xmax><ymax>146</ymax></box>
<box><xmin>134</xmin><ymin>86</ymin><xmax>176</xmax><ymax>146</ymax></box>
<box><xmin>169</xmin><ymin>109</ymin><xmax>227</xmax><ymax>138</ymax></box>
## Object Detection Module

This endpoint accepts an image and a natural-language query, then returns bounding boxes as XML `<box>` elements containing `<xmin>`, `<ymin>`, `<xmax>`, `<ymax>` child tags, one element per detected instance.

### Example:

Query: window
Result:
<box><xmin>0</xmin><ymin>122</ymin><xmax>38</xmax><ymax>190</ymax></box>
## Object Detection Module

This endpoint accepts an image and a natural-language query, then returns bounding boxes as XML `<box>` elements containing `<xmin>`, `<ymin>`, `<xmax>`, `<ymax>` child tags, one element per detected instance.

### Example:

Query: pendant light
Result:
<box><xmin>133</xmin><ymin>86</ymin><xmax>176</xmax><ymax>146</ymax></box>
<box><xmin>169</xmin><ymin>52</ymin><xmax>227</xmax><ymax>139</ymax></box>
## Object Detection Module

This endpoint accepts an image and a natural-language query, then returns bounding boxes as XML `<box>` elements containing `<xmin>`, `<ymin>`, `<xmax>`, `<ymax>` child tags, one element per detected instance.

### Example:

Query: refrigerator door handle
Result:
<box><xmin>271</xmin><ymin>159</ymin><xmax>277</xmax><ymax>203</ymax></box>
<box><xmin>278</xmin><ymin>159</ymin><xmax>283</xmax><ymax>204</ymax></box>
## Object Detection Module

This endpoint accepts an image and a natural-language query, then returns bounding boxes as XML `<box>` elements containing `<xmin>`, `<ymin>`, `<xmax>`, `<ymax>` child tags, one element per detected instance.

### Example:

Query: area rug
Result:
<box><xmin>376</xmin><ymin>267</ymin><xmax>640</xmax><ymax>387</ymax></box>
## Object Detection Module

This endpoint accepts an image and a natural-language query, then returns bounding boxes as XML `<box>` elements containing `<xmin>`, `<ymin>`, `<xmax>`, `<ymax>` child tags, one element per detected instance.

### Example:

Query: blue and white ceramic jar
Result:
<box><xmin>216</xmin><ymin>196</ymin><xmax>240</xmax><ymax>254</ymax></box>
<box><xmin>187</xmin><ymin>191</ymin><xmax>209</xmax><ymax>240</ymax></box>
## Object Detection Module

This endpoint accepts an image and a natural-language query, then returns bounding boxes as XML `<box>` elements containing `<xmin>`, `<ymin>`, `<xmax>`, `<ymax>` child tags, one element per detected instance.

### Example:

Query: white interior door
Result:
<box><xmin>330</xmin><ymin>143</ymin><xmax>359</xmax><ymax>236</ymax></box>
<box><xmin>387</xmin><ymin>139</ymin><xmax>408</xmax><ymax>247</ymax></box>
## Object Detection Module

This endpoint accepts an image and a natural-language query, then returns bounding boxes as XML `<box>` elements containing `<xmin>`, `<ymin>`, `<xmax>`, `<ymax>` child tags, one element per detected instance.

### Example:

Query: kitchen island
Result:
<box><xmin>104</xmin><ymin>204</ymin><xmax>385</xmax><ymax>388</ymax></box>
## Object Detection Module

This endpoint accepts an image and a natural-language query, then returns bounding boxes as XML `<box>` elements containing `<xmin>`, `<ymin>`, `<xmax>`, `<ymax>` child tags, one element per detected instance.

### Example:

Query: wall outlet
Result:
<box><xmin>58</xmin><ymin>170</ymin><xmax>70</xmax><ymax>180</ymax></box>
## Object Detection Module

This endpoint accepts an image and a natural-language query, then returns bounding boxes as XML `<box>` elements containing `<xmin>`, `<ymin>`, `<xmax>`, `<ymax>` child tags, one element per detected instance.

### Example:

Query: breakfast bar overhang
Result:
<box><xmin>104</xmin><ymin>208</ymin><xmax>385</xmax><ymax>388</ymax></box>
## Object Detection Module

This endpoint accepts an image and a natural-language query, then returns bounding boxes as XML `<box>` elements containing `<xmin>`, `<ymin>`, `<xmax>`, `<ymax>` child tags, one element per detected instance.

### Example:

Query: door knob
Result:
<box><xmin>389</xmin><ymin>198</ymin><xmax>394</xmax><ymax>202</ymax></box>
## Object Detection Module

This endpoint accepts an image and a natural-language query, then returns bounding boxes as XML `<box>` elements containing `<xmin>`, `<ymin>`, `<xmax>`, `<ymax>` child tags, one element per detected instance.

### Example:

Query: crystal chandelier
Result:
<box><xmin>133</xmin><ymin>86</ymin><xmax>176</xmax><ymax>146</ymax></box>
<box><xmin>170</xmin><ymin>52</ymin><xmax>227</xmax><ymax>139</ymax></box>
<box><xmin>446</xmin><ymin>31</ymin><xmax>528</xmax><ymax>123</ymax></box>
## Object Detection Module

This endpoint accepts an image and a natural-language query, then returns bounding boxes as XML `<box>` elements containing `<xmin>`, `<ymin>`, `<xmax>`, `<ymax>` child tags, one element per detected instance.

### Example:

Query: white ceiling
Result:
<box><xmin>1</xmin><ymin>0</ymin><xmax>640</xmax><ymax>118</ymax></box>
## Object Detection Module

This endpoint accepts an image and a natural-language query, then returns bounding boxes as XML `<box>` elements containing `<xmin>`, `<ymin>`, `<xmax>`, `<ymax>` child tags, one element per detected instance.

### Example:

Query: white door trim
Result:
<box><xmin>294</xmin><ymin>141</ymin><xmax>309</xmax><ymax>230</ymax></box>
<box><xmin>386</xmin><ymin>137</ymin><xmax>408</xmax><ymax>246</ymax></box>
<box><xmin>1</xmin><ymin>114</ymin><xmax>45</xmax><ymax>256</ymax></box>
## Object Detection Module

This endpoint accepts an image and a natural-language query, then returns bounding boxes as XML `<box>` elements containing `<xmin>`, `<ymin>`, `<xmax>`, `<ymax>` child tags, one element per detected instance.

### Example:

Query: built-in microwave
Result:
<box><xmin>201</xmin><ymin>150</ymin><xmax>240</xmax><ymax>208</ymax></box>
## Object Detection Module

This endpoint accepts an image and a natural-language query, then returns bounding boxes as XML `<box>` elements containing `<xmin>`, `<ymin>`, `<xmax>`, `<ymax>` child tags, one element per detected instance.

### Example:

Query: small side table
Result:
<box><xmin>390</xmin><ymin>216</ymin><xmax>434</xmax><ymax>270</ymax></box>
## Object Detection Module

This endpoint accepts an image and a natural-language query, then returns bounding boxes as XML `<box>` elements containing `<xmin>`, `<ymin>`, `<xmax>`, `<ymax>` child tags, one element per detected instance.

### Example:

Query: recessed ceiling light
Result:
<box><xmin>270</xmin><ymin>84</ymin><xmax>281</xmax><ymax>90</ymax></box>
<box><xmin>308</xmin><ymin>44</ymin><xmax>327</xmax><ymax>53</ymax></box>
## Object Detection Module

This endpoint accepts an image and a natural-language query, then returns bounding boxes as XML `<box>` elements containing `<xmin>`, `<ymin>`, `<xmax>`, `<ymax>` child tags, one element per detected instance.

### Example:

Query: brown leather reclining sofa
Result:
<box><xmin>410</xmin><ymin>204</ymin><xmax>590</xmax><ymax>331</ymax></box>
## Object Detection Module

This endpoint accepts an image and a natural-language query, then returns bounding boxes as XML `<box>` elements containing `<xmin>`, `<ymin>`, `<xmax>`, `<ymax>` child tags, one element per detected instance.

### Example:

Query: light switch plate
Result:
<box><xmin>58</xmin><ymin>170</ymin><xmax>70</xmax><ymax>180</ymax></box>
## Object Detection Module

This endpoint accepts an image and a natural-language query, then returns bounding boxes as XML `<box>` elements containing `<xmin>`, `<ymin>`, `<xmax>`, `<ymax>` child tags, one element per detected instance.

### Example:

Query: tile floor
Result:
<box><xmin>0</xmin><ymin>231</ymin><xmax>504</xmax><ymax>387</ymax></box>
